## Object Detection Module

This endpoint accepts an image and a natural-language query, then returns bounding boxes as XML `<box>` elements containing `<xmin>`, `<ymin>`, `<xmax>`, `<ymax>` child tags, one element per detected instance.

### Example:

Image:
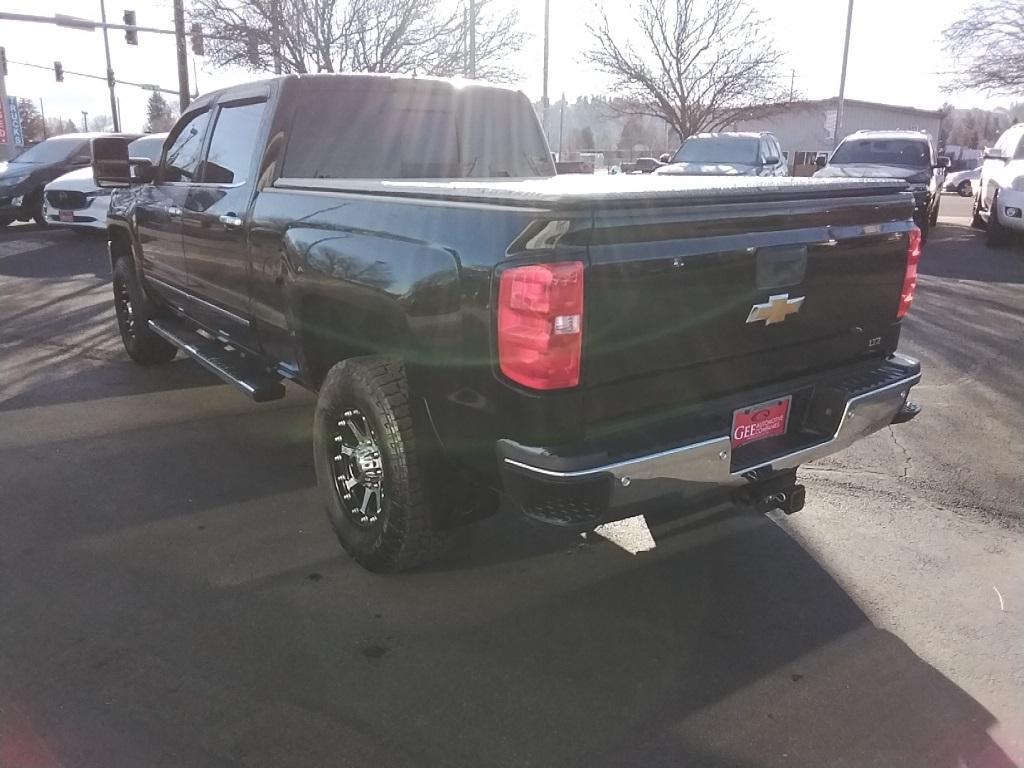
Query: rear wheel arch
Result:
<box><xmin>297</xmin><ymin>292</ymin><xmax>415</xmax><ymax>390</ymax></box>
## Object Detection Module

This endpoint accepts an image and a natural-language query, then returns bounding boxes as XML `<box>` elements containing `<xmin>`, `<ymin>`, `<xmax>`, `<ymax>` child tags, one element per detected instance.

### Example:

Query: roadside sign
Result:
<box><xmin>7</xmin><ymin>96</ymin><xmax>24</xmax><ymax>146</ymax></box>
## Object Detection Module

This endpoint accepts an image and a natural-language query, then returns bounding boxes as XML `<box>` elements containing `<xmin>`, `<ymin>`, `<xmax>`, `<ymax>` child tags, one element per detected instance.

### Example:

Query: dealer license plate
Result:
<box><xmin>731</xmin><ymin>396</ymin><xmax>792</xmax><ymax>449</ymax></box>
<box><xmin>58</xmin><ymin>210</ymin><xmax>74</xmax><ymax>223</ymax></box>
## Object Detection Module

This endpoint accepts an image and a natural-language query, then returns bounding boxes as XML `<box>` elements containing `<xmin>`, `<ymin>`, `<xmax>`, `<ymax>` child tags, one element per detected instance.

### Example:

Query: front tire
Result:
<box><xmin>971</xmin><ymin>192</ymin><xmax>986</xmax><ymax>229</ymax></box>
<box><xmin>112</xmin><ymin>258</ymin><xmax>177</xmax><ymax>365</ymax></box>
<box><xmin>958</xmin><ymin>180</ymin><xmax>973</xmax><ymax>197</ymax></box>
<box><xmin>30</xmin><ymin>191</ymin><xmax>47</xmax><ymax>228</ymax></box>
<box><xmin>986</xmin><ymin>191</ymin><xmax>1011</xmax><ymax>248</ymax></box>
<box><xmin>313</xmin><ymin>356</ymin><xmax>452</xmax><ymax>573</ymax></box>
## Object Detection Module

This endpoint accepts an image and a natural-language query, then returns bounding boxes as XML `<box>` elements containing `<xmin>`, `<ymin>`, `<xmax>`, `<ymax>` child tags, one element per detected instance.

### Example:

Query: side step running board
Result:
<box><xmin>148</xmin><ymin>318</ymin><xmax>286</xmax><ymax>402</ymax></box>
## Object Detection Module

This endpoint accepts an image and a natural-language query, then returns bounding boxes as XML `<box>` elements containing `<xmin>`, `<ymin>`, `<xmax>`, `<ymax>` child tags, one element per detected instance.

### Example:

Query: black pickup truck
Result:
<box><xmin>93</xmin><ymin>74</ymin><xmax>923</xmax><ymax>572</ymax></box>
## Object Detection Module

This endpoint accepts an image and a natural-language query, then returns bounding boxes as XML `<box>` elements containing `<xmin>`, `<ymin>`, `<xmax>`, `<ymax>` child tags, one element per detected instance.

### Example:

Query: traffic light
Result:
<box><xmin>123</xmin><ymin>10</ymin><xmax>138</xmax><ymax>45</ymax></box>
<box><xmin>246</xmin><ymin>30</ymin><xmax>259</xmax><ymax>67</ymax></box>
<box><xmin>0</xmin><ymin>47</ymin><xmax>7</xmax><ymax>76</ymax></box>
<box><xmin>54</xmin><ymin>61</ymin><xmax>64</xmax><ymax>82</ymax></box>
<box><xmin>190</xmin><ymin>23</ymin><xmax>204</xmax><ymax>55</ymax></box>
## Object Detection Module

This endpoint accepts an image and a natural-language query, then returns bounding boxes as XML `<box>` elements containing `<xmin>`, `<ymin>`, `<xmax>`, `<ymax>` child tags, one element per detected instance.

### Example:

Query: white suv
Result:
<box><xmin>973</xmin><ymin>123</ymin><xmax>1024</xmax><ymax>246</ymax></box>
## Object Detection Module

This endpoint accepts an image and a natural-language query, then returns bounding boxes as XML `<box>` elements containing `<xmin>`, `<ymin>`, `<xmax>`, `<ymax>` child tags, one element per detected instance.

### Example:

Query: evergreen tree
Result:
<box><xmin>145</xmin><ymin>92</ymin><xmax>176</xmax><ymax>133</ymax></box>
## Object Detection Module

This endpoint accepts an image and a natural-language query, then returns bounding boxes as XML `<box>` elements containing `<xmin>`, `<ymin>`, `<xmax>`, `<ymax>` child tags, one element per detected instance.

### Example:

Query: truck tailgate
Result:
<box><xmin>581</xmin><ymin>187</ymin><xmax>914</xmax><ymax>426</ymax></box>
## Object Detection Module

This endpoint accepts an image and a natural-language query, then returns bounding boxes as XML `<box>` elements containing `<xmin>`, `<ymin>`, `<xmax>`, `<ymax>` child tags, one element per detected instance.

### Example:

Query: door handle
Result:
<box><xmin>167</xmin><ymin>206</ymin><xmax>182</xmax><ymax>217</ymax></box>
<box><xmin>219</xmin><ymin>214</ymin><xmax>243</xmax><ymax>229</ymax></box>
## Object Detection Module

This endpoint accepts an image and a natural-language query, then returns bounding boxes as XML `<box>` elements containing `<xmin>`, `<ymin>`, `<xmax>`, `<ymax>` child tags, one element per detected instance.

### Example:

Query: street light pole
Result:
<box><xmin>834</xmin><ymin>0</ymin><xmax>854</xmax><ymax>148</ymax></box>
<box><xmin>98</xmin><ymin>0</ymin><xmax>120</xmax><ymax>130</ymax></box>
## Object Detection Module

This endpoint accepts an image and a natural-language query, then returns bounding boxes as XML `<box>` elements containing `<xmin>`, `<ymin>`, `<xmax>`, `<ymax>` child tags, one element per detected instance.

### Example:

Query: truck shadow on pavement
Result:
<box><xmin>1</xmin><ymin>394</ymin><xmax>1017</xmax><ymax>768</ymax></box>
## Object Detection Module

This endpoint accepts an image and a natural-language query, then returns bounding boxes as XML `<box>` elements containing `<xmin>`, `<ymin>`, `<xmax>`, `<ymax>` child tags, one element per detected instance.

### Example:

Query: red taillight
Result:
<box><xmin>497</xmin><ymin>261</ymin><xmax>584</xmax><ymax>390</ymax></box>
<box><xmin>897</xmin><ymin>226</ymin><xmax>922</xmax><ymax>319</ymax></box>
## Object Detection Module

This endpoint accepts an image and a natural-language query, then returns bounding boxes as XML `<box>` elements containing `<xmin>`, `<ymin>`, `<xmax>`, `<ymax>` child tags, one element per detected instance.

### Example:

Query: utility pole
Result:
<box><xmin>172</xmin><ymin>0</ymin><xmax>190</xmax><ymax>111</ymax></box>
<box><xmin>789</xmin><ymin>69</ymin><xmax>795</xmax><ymax>102</ymax></box>
<box><xmin>542</xmin><ymin>0</ymin><xmax>550</xmax><ymax>142</ymax></box>
<box><xmin>99</xmin><ymin>0</ymin><xmax>120</xmax><ymax>130</ymax></box>
<box><xmin>40</xmin><ymin>98</ymin><xmax>48</xmax><ymax>138</ymax></box>
<box><xmin>271</xmin><ymin>0</ymin><xmax>282</xmax><ymax>74</ymax></box>
<box><xmin>81</xmin><ymin>110</ymin><xmax>89</xmax><ymax>132</ymax></box>
<box><xmin>468</xmin><ymin>0</ymin><xmax>476</xmax><ymax>79</ymax></box>
<box><xmin>834</xmin><ymin>0</ymin><xmax>854</xmax><ymax>148</ymax></box>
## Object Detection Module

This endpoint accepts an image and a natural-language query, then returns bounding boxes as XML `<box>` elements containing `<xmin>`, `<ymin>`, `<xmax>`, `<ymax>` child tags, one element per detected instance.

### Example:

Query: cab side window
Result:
<box><xmin>199</xmin><ymin>101</ymin><xmax>267</xmax><ymax>185</ymax></box>
<box><xmin>162</xmin><ymin>110</ymin><xmax>212</xmax><ymax>183</ymax></box>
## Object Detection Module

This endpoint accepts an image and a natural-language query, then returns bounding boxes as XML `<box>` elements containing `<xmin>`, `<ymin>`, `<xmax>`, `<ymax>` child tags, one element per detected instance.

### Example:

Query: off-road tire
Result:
<box><xmin>313</xmin><ymin>356</ymin><xmax>452</xmax><ymax>573</ymax></box>
<box><xmin>112</xmin><ymin>257</ymin><xmax>178</xmax><ymax>365</ymax></box>
<box><xmin>986</xmin><ymin>191</ymin><xmax>1011</xmax><ymax>248</ymax></box>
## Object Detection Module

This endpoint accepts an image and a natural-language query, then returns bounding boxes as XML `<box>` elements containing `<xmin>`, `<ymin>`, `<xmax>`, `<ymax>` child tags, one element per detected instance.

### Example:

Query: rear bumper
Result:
<box><xmin>499</xmin><ymin>354</ymin><xmax>921</xmax><ymax>526</ymax></box>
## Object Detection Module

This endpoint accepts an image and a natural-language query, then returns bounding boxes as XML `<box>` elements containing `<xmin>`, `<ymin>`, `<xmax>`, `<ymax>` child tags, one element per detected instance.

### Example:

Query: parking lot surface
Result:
<box><xmin>1</xmin><ymin>194</ymin><xmax>1021</xmax><ymax>767</ymax></box>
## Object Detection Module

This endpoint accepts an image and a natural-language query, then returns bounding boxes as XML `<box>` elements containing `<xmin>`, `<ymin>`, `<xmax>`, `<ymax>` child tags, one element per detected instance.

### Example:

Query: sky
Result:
<box><xmin>0</xmin><ymin>0</ymin><xmax>1009</xmax><ymax>135</ymax></box>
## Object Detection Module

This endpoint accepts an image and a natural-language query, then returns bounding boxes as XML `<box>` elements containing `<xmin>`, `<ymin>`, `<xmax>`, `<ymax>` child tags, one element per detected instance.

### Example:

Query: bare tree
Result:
<box><xmin>88</xmin><ymin>114</ymin><xmax>113</xmax><ymax>132</ymax></box>
<box><xmin>191</xmin><ymin>0</ymin><xmax>524</xmax><ymax>82</ymax></box>
<box><xmin>584</xmin><ymin>0</ymin><xmax>790</xmax><ymax>141</ymax></box>
<box><xmin>942</xmin><ymin>0</ymin><xmax>1024</xmax><ymax>94</ymax></box>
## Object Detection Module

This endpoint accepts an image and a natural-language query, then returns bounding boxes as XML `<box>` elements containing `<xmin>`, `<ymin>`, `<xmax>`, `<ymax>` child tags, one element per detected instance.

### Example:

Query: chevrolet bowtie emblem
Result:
<box><xmin>746</xmin><ymin>293</ymin><xmax>805</xmax><ymax>325</ymax></box>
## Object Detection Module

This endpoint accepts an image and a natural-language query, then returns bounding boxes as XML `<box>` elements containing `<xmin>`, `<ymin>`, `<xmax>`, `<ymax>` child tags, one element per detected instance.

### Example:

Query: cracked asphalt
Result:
<box><xmin>0</xmin><ymin>195</ymin><xmax>1022</xmax><ymax>767</ymax></box>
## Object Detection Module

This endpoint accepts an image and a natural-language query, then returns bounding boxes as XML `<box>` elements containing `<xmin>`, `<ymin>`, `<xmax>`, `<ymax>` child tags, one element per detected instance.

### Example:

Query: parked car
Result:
<box><xmin>814</xmin><ymin>130</ymin><xmax>949</xmax><ymax>240</ymax></box>
<box><xmin>43</xmin><ymin>134</ymin><xmax>166</xmax><ymax>231</ymax></box>
<box><xmin>620</xmin><ymin>157</ymin><xmax>665</xmax><ymax>174</ymax></box>
<box><xmin>943</xmin><ymin>167</ymin><xmax>980</xmax><ymax>196</ymax></box>
<box><xmin>0</xmin><ymin>132</ymin><xmax>138</xmax><ymax>229</ymax></box>
<box><xmin>93</xmin><ymin>73</ymin><xmax>922</xmax><ymax>572</ymax></box>
<box><xmin>972</xmin><ymin>123</ymin><xmax>1024</xmax><ymax>246</ymax></box>
<box><xmin>654</xmin><ymin>132</ymin><xmax>789</xmax><ymax>177</ymax></box>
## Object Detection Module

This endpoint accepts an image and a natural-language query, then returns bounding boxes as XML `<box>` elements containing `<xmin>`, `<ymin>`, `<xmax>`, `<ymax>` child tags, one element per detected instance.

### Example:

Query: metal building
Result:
<box><xmin>730</xmin><ymin>98</ymin><xmax>945</xmax><ymax>176</ymax></box>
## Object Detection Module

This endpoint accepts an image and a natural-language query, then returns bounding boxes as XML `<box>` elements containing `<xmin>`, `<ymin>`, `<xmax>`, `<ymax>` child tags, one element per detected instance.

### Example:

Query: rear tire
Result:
<box><xmin>313</xmin><ymin>356</ymin><xmax>453</xmax><ymax>573</ymax></box>
<box><xmin>986</xmin><ymin>191</ymin><xmax>1011</xmax><ymax>248</ymax></box>
<box><xmin>112</xmin><ymin>258</ymin><xmax>178</xmax><ymax>365</ymax></box>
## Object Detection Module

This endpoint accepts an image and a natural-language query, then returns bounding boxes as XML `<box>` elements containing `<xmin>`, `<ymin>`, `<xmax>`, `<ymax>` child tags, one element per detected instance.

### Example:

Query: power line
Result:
<box><xmin>7</xmin><ymin>59</ymin><xmax>178</xmax><ymax>96</ymax></box>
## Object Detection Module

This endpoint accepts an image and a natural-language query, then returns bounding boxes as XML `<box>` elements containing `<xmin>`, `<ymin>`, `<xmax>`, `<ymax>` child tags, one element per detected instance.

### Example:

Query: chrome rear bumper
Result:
<box><xmin>499</xmin><ymin>355</ymin><xmax>921</xmax><ymax>525</ymax></box>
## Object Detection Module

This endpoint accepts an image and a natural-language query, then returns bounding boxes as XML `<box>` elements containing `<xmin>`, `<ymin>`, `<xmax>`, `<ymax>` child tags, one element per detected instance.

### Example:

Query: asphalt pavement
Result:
<box><xmin>0</xmin><ymin>196</ymin><xmax>1021</xmax><ymax>767</ymax></box>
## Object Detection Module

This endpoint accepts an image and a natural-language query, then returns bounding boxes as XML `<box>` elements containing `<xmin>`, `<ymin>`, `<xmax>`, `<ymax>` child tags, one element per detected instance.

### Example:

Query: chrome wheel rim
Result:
<box><xmin>330</xmin><ymin>408</ymin><xmax>384</xmax><ymax>528</ymax></box>
<box><xmin>114</xmin><ymin>275</ymin><xmax>136</xmax><ymax>340</ymax></box>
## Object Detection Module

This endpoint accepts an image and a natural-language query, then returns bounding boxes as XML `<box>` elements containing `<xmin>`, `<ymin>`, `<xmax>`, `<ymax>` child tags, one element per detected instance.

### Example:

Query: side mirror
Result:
<box><xmin>129</xmin><ymin>157</ymin><xmax>156</xmax><ymax>183</ymax></box>
<box><xmin>764</xmin><ymin>154</ymin><xmax>780</xmax><ymax>166</ymax></box>
<box><xmin>92</xmin><ymin>136</ymin><xmax>132</xmax><ymax>188</ymax></box>
<box><xmin>983</xmin><ymin>147</ymin><xmax>1008</xmax><ymax>162</ymax></box>
<box><xmin>935</xmin><ymin>156</ymin><xmax>951</xmax><ymax>168</ymax></box>
<box><xmin>815</xmin><ymin>155</ymin><xmax>827</xmax><ymax>169</ymax></box>
<box><xmin>659</xmin><ymin>153</ymin><xmax>671</xmax><ymax>163</ymax></box>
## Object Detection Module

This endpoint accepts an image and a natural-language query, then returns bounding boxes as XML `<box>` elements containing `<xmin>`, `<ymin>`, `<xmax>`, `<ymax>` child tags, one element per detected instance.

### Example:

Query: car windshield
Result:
<box><xmin>128</xmin><ymin>135</ymin><xmax>166</xmax><ymax>163</ymax></box>
<box><xmin>10</xmin><ymin>137</ymin><xmax>86</xmax><ymax>165</ymax></box>
<box><xmin>672</xmin><ymin>136</ymin><xmax>759</xmax><ymax>164</ymax></box>
<box><xmin>831</xmin><ymin>138</ymin><xmax>930</xmax><ymax>167</ymax></box>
